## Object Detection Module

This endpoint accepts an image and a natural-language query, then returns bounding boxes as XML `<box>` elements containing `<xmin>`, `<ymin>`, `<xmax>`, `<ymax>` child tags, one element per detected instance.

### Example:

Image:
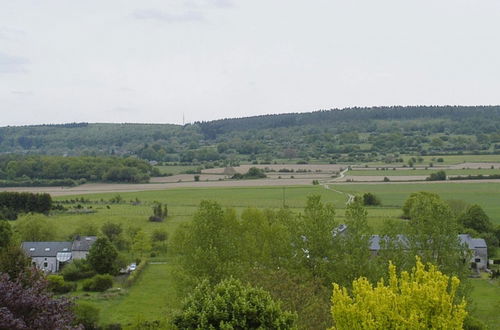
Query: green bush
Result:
<box><xmin>426</xmin><ymin>170</ymin><xmax>447</xmax><ymax>181</ymax></box>
<box><xmin>124</xmin><ymin>259</ymin><xmax>148</xmax><ymax>288</ymax></box>
<box><xmin>47</xmin><ymin>275</ymin><xmax>76</xmax><ymax>294</ymax></box>
<box><xmin>173</xmin><ymin>278</ymin><xmax>296</xmax><ymax>329</ymax></box>
<box><xmin>73</xmin><ymin>302</ymin><xmax>100</xmax><ymax>330</ymax></box>
<box><xmin>463</xmin><ymin>315</ymin><xmax>486</xmax><ymax>330</ymax></box>
<box><xmin>82</xmin><ymin>274</ymin><xmax>114</xmax><ymax>292</ymax></box>
<box><xmin>61</xmin><ymin>259</ymin><xmax>95</xmax><ymax>281</ymax></box>
<box><xmin>362</xmin><ymin>192</ymin><xmax>381</xmax><ymax>206</ymax></box>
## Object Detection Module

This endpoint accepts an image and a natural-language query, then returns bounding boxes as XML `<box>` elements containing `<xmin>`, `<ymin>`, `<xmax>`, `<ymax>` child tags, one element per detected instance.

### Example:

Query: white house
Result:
<box><xmin>21</xmin><ymin>236</ymin><xmax>97</xmax><ymax>273</ymax></box>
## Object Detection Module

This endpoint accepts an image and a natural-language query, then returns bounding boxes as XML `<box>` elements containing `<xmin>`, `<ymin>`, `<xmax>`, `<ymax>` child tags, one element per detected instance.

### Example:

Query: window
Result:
<box><xmin>43</xmin><ymin>262</ymin><xmax>48</xmax><ymax>268</ymax></box>
<box><xmin>29</xmin><ymin>247</ymin><xmax>35</xmax><ymax>251</ymax></box>
<box><xmin>63</xmin><ymin>248</ymin><xmax>68</xmax><ymax>251</ymax></box>
<box><xmin>475</xmin><ymin>258</ymin><xmax>481</xmax><ymax>263</ymax></box>
<box><xmin>44</xmin><ymin>248</ymin><xmax>50</xmax><ymax>251</ymax></box>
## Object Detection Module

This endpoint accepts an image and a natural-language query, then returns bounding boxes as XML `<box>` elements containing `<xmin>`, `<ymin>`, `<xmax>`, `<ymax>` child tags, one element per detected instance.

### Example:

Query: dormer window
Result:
<box><xmin>29</xmin><ymin>247</ymin><xmax>35</xmax><ymax>251</ymax></box>
<box><xmin>45</xmin><ymin>248</ymin><xmax>50</xmax><ymax>251</ymax></box>
<box><xmin>63</xmin><ymin>248</ymin><xmax>69</xmax><ymax>251</ymax></box>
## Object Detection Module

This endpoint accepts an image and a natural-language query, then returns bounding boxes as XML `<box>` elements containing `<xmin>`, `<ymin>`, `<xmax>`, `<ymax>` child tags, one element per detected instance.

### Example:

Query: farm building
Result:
<box><xmin>21</xmin><ymin>236</ymin><xmax>97</xmax><ymax>273</ymax></box>
<box><xmin>368</xmin><ymin>233</ymin><xmax>488</xmax><ymax>270</ymax></box>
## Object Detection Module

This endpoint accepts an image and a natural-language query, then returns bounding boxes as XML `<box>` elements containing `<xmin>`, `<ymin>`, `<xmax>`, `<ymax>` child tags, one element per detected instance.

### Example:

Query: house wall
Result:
<box><xmin>72</xmin><ymin>251</ymin><xmax>89</xmax><ymax>260</ymax></box>
<box><xmin>473</xmin><ymin>247</ymin><xmax>488</xmax><ymax>270</ymax></box>
<box><xmin>31</xmin><ymin>256</ymin><xmax>59</xmax><ymax>273</ymax></box>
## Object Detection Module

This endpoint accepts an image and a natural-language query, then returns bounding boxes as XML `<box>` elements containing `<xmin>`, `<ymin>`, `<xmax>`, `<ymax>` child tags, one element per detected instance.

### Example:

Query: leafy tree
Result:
<box><xmin>70</xmin><ymin>222</ymin><xmax>99</xmax><ymax>239</ymax></box>
<box><xmin>151</xmin><ymin>229</ymin><xmax>168</xmax><ymax>243</ymax></box>
<box><xmin>362</xmin><ymin>192</ymin><xmax>381</xmax><ymax>206</ymax></box>
<box><xmin>427</xmin><ymin>170</ymin><xmax>447</xmax><ymax>181</ymax></box>
<box><xmin>171</xmin><ymin>201</ymin><xmax>241</xmax><ymax>284</ymax></box>
<box><xmin>0</xmin><ymin>272</ymin><xmax>79</xmax><ymax>329</ymax></box>
<box><xmin>87</xmin><ymin>237</ymin><xmax>119</xmax><ymax>275</ymax></box>
<box><xmin>330</xmin><ymin>258</ymin><xmax>467</xmax><ymax>329</ymax></box>
<box><xmin>405</xmin><ymin>192</ymin><xmax>467</xmax><ymax>275</ymax></box>
<box><xmin>332</xmin><ymin>197</ymin><xmax>376</xmax><ymax>287</ymax></box>
<box><xmin>0</xmin><ymin>219</ymin><xmax>13</xmax><ymax>249</ymax></box>
<box><xmin>15</xmin><ymin>214</ymin><xmax>56</xmax><ymax>242</ymax></box>
<box><xmin>101</xmin><ymin>222</ymin><xmax>123</xmax><ymax>243</ymax></box>
<box><xmin>459</xmin><ymin>204</ymin><xmax>493</xmax><ymax>234</ymax></box>
<box><xmin>243</xmin><ymin>267</ymin><xmax>331</xmax><ymax>330</ymax></box>
<box><xmin>0</xmin><ymin>244</ymin><xmax>31</xmax><ymax>280</ymax></box>
<box><xmin>132</xmin><ymin>230</ymin><xmax>152</xmax><ymax>258</ymax></box>
<box><xmin>73</xmin><ymin>302</ymin><xmax>99</xmax><ymax>330</ymax></box>
<box><xmin>295</xmin><ymin>195</ymin><xmax>337</xmax><ymax>281</ymax></box>
<box><xmin>149</xmin><ymin>202</ymin><xmax>168</xmax><ymax>222</ymax></box>
<box><xmin>172</xmin><ymin>277</ymin><xmax>297</xmax><ymax>329</ymax></box>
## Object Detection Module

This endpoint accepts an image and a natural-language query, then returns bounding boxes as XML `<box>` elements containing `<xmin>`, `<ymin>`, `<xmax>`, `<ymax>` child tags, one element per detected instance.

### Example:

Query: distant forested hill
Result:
<box><xmin>1</xmin><ymin>106</ymin><xmax>500</xmax><ymax>164</ymax></box>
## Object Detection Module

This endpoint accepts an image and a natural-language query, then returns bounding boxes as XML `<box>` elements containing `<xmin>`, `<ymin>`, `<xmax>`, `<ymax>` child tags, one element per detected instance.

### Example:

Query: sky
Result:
<box><xmin>1</xmin><ymin>0</ymin><xmax>500</xmax><ymax>126</ymax></box>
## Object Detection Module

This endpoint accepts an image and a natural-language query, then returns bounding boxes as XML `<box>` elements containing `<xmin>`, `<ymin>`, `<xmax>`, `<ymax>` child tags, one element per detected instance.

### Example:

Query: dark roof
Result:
<box><xmin>71</xmin><ymin>236</ymin><xmax>97</xmax><ymax>251</ymax></box>
<box><xmin>370</xmin><ymin>234</ymin><xmax>487</xmax><ymax>251</ymax></box>
<box><xmin>459</xmin><ymin>234</ymin><xmax>487</xmax><ymax>249</ymax></box>
<box><xmin>21</xmin><ymin>242</ymin><xmax>72</xmax><ymax>257</ymax></box>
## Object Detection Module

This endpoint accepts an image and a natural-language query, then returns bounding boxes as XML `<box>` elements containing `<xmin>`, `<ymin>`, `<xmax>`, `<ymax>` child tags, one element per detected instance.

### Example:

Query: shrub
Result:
<box><xmin>47</xmin><ymin>275</ymin><xmax>77</xmax><ymax>294</ymax></box>
<box><xmin>124</xmin><ymin>259</ymin><xmax>148</xmax><ymax>288</ymax></box>
<box><xmin>362</xmin><ymin>192</ymin><xmax>381</xmax><ymax>206</ymax></box>
<box><xmin>173</xmin><ymin>278</ymin><xmax>296</xmax><ymax>329</ymax></box>
<box><xmin>383</xmin><ymin>176</ymin><xmax>390</xmax><ymax>182</ymax></box>
<box><xmin>82</xmin><ymin>274</ymin><xmax>114</xmax><ymax>292</ymax></box>
<box><xmin>73</xmin><ymin>302</ymin><xmax>100</xmax><ymax>330</ymax></box>
<box><xmin>62</xmin><ymin>259</ymin><xmax>95</xmax><ymax>281</ymax></box>
<box><xmin>427</xmin><ymin>170</ymin><xmax>446</xmax><ymax>181</ymax></box>
<box><xmin>331</xmin><ymin>258</ymin><xmax>467</xmax><ymax>329</ymax></box>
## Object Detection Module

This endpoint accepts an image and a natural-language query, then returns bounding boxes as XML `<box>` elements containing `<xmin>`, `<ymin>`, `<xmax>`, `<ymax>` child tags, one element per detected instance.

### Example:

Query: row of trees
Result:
<box><xmin>0</xmin><ymin>192</ymin><xmax>52</xmax><ymax>220</ymax></box>
<box><xmin>0</xmin><ymin>155</ymin><xmax>158</xmax><ymax>185</ymax></box>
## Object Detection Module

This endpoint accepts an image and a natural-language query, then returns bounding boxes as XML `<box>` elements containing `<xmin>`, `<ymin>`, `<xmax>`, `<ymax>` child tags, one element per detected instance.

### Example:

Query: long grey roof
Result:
<box><xmin>21</xmin><ymin>242</ymin><xmax>72</xmax><ymax>257</ymax></box>
<box><xmin>370</xmin><ymin>234</ymin><xmax>486</xmax><ymax>251</ymax></box>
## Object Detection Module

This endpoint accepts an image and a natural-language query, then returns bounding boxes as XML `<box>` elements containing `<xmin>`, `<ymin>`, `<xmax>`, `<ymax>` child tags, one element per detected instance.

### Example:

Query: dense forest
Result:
<box><xmin>1</xmin><ymin>106</ymin><xmax>500</xmax><ymax>164</ymax></box>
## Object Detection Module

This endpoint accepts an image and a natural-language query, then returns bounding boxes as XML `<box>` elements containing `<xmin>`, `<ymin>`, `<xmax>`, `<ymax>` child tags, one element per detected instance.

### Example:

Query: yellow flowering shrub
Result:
<box><xmin>331</xmin><ymin>258</ymin><xmax>467</xmax><ymax>329</ymax></box>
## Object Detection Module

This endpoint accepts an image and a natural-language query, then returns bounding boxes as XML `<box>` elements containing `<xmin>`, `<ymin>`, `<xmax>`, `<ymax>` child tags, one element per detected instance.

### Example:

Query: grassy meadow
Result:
<box><xmin>349</xmin><ymin>168</ymin><xmax>500</xmax><ymax>176</ymax></box>
<box><xmin>470</xmin><ymin>278</ymin><xmax>500</xmax><ymax>329</ymax></box>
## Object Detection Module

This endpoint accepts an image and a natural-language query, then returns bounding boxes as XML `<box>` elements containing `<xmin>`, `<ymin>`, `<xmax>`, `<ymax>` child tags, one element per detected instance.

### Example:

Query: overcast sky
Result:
<box><xmin>1</xmin><ymin>0</ymin><xmax>500</xmax><ymax>126</ymax></box>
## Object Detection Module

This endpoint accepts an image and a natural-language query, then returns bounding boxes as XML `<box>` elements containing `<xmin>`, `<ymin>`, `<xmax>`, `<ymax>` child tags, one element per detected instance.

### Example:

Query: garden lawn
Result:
<box><xmin>470</xmin><ymin>278</ymin><xmax>500</xmax><ymax>329</ymax></box>
<box><xmin>84</xmin><ymin>263</ymin><xmax>179</xmax><ymax>327</ymax></box>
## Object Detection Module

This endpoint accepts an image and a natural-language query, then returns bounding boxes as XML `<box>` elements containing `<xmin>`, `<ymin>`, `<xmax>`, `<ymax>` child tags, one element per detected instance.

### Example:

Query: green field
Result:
<box><xmin>349</xmin><ymin>168</ymin><xmax>500</xmax><ymax>176</ymax></box>
<box><xmin>76</xmin><ymin>263</ymin><xmax>178</xmax><ymax>327</ymax></box>
<box><xmin>366</xmin><ymin>154</ymin><xmax>500</xmax><ymax>166</ymax></box>
<box><xmin>470</xmin><ymin>278</ymin><xmax>500</xmax><ymax>329</ymax></box>
<box><xmin>331</xmin><ymin>182</ymin><xmax>500</xmax><ymax>224</ymax></box>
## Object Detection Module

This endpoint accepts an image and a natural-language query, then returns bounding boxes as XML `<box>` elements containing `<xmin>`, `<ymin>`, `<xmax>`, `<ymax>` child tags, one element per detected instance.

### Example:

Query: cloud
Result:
<box><xmin>209</xmin><ymin>0</ymin><xmax>234</xmax><ymax>8</ymax></box>
<box><xmin>112</xmin><ymin>106</ymin><xmax>135</xmax><ymax>113</ymax></box>
<box><xmin>132</xmin><ymin>9</ymin><xmax>204</xmax><ymax>23</ymax></box>
<box><xmin>0</xmin><ymin>27</ymin><xmax>25</xmax><ymax>40</ymax></box>
<box><xmin>11</xmin><ymin>90</ymin><xmax>33</xmax><ymax>96</ymax></box>
<box><xmin>0</xmin><ymin>52</ymin><xmax>29</xmax><ymax>73</ymax></box>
